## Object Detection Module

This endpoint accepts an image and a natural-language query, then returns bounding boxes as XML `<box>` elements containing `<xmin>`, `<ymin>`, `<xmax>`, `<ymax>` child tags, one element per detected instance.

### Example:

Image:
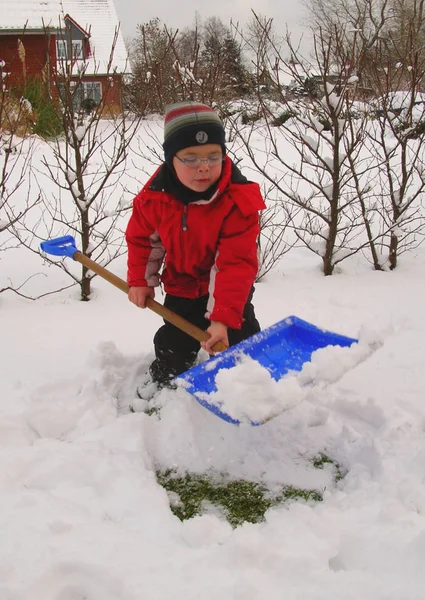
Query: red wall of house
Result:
<box><xmin>0</xmin><ymin>34</ymin><xmax>124</xmax><ymax>110</ymax></box>
<box><xmin>105</xmin><ymin>74</ymin><xmax>123</xmax><ymax>108</ymax></box>
<box><xmin>0</xmin><ymin>34</ymin><xmax>56</xmax><ymax>90</ymax></box>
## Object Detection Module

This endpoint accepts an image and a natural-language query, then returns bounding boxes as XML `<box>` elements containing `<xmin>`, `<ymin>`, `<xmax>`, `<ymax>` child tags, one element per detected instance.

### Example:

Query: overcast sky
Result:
<box><xmin>114</xmin><ymin>0</ymin><xmax>312</xmax><ymax>55</ymax></box>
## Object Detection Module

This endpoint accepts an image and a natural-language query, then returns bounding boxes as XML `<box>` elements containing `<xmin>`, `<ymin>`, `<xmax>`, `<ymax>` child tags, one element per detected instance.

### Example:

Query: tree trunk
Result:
<box><xmin>389</xmin><ymin>231</ymin><xmax>398</xmax><ymax>270</ymax></box>
<box><xmin>80</xmin><ymin>210</ymin><xmax>91</xmax><ymax>301</ymax></box>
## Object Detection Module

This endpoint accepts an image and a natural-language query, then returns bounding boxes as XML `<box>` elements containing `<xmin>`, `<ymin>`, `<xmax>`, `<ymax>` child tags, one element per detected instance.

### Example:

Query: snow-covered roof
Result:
<box><xmin>0</xmin><ymin>0</ymin><xmax>129</xmax><ymax>75</ymax></box>
<box><xmin>1</xmin><ymin>0</ymin><xmax>62</xmax><ymax>29</ymax></box>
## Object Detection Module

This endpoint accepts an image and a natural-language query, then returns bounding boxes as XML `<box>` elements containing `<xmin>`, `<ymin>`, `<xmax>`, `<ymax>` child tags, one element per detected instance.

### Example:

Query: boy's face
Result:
<box><xmin>173</xmin><ymin>143</ymin><xmax>223</xmax><ymax>192</ymax></box>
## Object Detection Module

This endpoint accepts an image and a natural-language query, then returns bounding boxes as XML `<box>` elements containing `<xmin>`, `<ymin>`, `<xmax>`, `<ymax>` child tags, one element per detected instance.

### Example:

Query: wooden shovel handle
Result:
<box><xmin>74</xmin><ymin>252</ymin><xmax>228</xmax><ymax>353</ymax></box>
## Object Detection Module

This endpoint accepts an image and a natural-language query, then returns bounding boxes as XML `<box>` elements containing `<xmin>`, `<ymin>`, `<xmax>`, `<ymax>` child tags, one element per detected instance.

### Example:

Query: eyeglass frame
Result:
<box><xmin>174</xmin><ymin>154</ymin><xmax>225</xmax><ymax>169</ymax></box>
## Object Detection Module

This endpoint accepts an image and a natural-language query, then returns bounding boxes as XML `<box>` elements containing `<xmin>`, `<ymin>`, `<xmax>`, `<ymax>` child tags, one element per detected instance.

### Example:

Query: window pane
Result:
<box><xmin>57</xmin><ymin>82</ymin><xmax>83</xmax><ymax>109</ymax></box>
<box><xmin>83</xmin><ymin>82</ymin><xmax>102</xmax><ymax>104</ymax></box>
<box><xmin>72</xmin><ymin>41</ymin><xmax>83</xmax><ymax>59</ymax></box>
<box><xmin>56</xmin><ymin>40</ymin><xmax>67</xmax><ymax>59</ymax></box>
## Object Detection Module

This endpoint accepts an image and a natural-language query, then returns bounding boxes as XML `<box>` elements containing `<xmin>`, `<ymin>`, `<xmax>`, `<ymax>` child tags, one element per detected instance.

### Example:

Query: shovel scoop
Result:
<box><xmin>178</xmin><ymin>316</ymin><xmax>357</xmax><ymax>424</ymax></box>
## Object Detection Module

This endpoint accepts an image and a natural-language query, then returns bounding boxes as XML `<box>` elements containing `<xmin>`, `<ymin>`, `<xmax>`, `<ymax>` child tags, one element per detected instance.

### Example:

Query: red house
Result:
<box><xmin>0</xmin><ymin>0</ymin><xmax>129</xmax><ymax>112</ymax></box>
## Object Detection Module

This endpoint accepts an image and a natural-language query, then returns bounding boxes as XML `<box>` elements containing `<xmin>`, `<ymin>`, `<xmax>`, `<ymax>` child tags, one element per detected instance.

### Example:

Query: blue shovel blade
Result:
<box><xmin>40</xmin><ymin>235</ymin><xmax>78</xmax><ymax>259</ymax></box>
<box><xmin>177</xmin><ymin>315</ymin><xmax>358</xmax><ymax>425</ymax></box>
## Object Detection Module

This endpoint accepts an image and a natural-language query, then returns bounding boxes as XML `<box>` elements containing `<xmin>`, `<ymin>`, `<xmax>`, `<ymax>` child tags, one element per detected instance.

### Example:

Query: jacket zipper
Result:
<box><xmin>179</xmin><ymin>205</ymin><xmax>188</xmax><ymax>273</ymax></box>
<box><xmin>181</xmin><ymin>205</ymin><xmax>188</xmax><ymax>231</ymax></box>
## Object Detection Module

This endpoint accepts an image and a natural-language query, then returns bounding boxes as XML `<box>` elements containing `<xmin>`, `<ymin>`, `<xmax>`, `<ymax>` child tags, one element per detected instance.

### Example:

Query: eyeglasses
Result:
<box><xmin>175</xmin><ymin>154</ymin><xmax>224</xmax><ymax>169</ymax></box>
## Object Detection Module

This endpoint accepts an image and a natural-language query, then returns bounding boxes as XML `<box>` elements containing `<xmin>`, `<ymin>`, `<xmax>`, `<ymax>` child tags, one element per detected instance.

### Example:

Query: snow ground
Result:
<box><xmin>1</xmin><ymin>121</ymin><xmax>425</xmax><ymax>598</ymax></box>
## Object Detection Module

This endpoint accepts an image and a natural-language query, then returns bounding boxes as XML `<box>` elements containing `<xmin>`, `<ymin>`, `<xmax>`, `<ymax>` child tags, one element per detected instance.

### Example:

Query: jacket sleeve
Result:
<box><xmin>125</xmin><ymin>193</ymin><xmax>165</xmax><ymax>288</ymax></box>
<box><xmin>207</xmin><ymin>186</ymin><xmax>265</xmax><ymax>329</ymax></box>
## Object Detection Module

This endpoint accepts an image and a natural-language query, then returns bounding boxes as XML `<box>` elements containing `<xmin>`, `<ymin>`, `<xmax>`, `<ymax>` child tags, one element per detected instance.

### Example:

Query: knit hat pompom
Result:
<box><xmin>163</xmin><ymin>101</ymin><xmax>226</xmax><ymax>164</ymax></box>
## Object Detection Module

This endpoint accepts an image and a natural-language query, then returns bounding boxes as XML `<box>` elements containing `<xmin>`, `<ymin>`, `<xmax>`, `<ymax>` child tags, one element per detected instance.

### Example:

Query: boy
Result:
<box><xmin>126</xmin><ymin>101</ymin><xmax>266</xmax><ymax>397</ymax></box>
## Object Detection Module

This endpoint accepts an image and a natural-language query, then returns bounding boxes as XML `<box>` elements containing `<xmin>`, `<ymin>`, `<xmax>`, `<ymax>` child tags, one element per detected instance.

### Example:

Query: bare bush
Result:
<box><xmin>230</xmin><ymin>18</ymin><xmax>378</xmax><ymax>275</ymax></box>
<box><xmin>13</xmin><ymin>27</ymin><xmax>140</xmax><ymax>301</ymax></box>
<box><xmin>362</xmin><ymin>33</ymin><xmax>425</xmax><ymax>269</ymax></box>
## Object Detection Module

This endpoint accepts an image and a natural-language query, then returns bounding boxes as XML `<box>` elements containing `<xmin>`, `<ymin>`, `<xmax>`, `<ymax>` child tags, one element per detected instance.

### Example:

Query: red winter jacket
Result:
<box><xmin>125</xmin><ymin>156</ymin><xmax>266</xmax><ymax>329</ymax></box>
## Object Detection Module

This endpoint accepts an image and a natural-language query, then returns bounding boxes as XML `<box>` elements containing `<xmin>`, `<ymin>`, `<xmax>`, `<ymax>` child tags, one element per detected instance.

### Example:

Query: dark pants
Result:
<box><xmin>149</xmin><ymin>289</ymin><xmax>261</xmax><ymax>384</ymax></box>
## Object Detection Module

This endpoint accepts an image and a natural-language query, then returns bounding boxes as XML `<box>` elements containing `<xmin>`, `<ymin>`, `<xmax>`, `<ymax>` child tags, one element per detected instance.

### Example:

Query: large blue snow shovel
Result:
<box><xmin>40</xmin><ymin>236</ymin><xmax>357</xmax><ymax>426</ymax></box>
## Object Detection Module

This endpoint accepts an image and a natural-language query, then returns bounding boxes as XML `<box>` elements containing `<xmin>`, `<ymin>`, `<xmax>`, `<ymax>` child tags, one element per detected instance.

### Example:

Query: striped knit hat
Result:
<box><xmin>163</xmin><ymin>101</ymin><xmax>226</xmax><ymax>164</ymax></box>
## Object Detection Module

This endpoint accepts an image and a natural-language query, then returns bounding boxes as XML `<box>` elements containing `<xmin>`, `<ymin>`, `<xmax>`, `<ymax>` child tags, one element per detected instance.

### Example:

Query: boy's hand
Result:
<box><xmin>202</xmin><ymin>321</ymin><xmax>229</xmax><ymax>354</ymax></box>
<box><xmin>128</xmin><ymin>286</ymin><xmax>155</xmax><ymax>308</ymax></box>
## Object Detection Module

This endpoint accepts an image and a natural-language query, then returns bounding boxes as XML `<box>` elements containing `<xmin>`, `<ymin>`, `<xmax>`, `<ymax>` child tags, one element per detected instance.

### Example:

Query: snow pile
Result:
<box><xmin>199</xmin><ymin>334</ymin><xmax>378</xmax><ymax>424</ymax></box>
<box><xmin>297</xmin><ymin>327</ymin><xmax>382</xmax><ymax>386</ymax></box>
<box><xmin>198</xmin><ymin>355</ymin><xmax>306</xmax><ymax>423</ymax></box>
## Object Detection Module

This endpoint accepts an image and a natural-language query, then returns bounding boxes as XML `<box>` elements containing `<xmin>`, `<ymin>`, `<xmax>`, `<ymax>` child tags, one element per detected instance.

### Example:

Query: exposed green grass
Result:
<box><xmin>310</xmin><ymin>453</ymin><xmax>344</xmax><ymax>482</ymax></box>
<box><xmin>144</xmin><ymin>406</ymin><xmax>161</xmax><ymax>417</ymax></box>
<box><xmin>156</xmin><ymin>467</ymin><xmax>331</xmax><ymax>528</ymax></box>
<box><xmin>157</xmin><ymin>453</ymin><xmax>344</xmax><ymax>527</ymax></box>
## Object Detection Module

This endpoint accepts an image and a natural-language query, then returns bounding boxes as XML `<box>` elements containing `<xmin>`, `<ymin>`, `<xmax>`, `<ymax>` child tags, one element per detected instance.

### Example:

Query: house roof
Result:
<box><xmin>0</xmin><ymin>0</ymin><xmax>129</xmax><ymax>75</ymax></box>
<box><xmin>64</xmin><ymin>14</ymin><xmax>91</xmax><ymax>39</ymax></box>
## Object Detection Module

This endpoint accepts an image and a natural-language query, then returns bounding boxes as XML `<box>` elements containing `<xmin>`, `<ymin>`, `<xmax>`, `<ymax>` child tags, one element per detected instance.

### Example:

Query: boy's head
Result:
<box><xmin>163</xmin><ymin>101</ymin><xmax>226</xmax><ymax>165</ymax></box>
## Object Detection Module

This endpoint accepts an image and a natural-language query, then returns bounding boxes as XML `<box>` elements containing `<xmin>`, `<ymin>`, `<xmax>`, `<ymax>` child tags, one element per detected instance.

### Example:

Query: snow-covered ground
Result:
<box><xmin>1</xmin><ymin>119</ymin><xmax>425</xmax><ymax>599</ymax></box>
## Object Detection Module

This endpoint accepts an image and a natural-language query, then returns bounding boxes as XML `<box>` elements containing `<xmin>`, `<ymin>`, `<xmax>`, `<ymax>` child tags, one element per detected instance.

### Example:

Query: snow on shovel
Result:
<box><xmin>40</xmin><ymin>236</ymin><xmax>358</xmax><ymax>426</ymax></box>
